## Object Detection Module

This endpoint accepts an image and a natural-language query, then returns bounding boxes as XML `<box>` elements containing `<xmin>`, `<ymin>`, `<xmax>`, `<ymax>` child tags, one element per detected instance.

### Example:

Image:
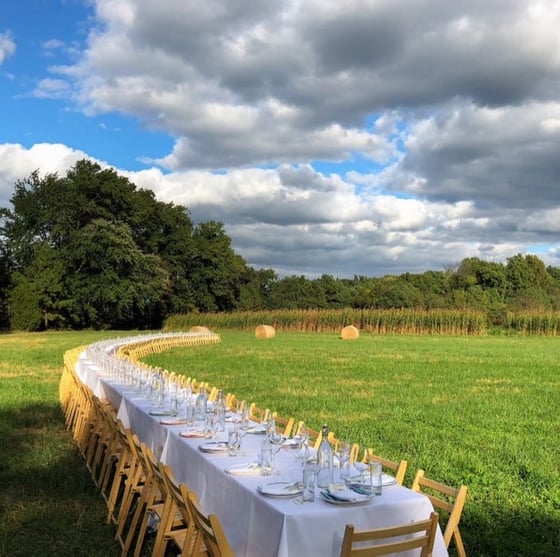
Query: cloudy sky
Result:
<box><xmin>2</xmin><ymin>0</ymin><xmax>560</xmax><ymax>278</ymax></box>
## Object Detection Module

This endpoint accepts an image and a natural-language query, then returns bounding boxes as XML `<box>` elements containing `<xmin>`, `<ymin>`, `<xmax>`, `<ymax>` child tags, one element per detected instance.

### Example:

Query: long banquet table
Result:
<box><xmin>76</xmin><ymin>342</ymin><xmax>448</xmax><ymax>557</ymax></box>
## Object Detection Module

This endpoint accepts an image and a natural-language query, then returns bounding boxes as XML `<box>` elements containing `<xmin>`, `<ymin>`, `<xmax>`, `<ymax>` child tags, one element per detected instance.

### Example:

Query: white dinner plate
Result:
<box><xmin>198</xmin><ymin>441</ymin><xmax>229</xmax><ymax>454</ymax></box>
<box><xmin>246</xmin><ymin>426</ymin><xmax>267</xmax><ymax>434</ymax></box>
<box><xmin>319</xmin><ymin>489</ymin><xmax>373</xmax><ymax>505</ymax></box>
<box><xmin>347</xmin><ymin>473</ymin><xmax>397</xmax><ymax>489</ymax></box>
<box><xmin>149</xmin><ymin>409</ymin><xmax>177</xmax><ymax>417</ymax></box>
<box><xmin>225</xmin><ymin>463</ymin><xmax>262</xmax><ymax>476</ymax></box>
<box><xmin>258</xmin><ymin>481</ymin><xmax>303</xmax><ymax>498</ymax></box>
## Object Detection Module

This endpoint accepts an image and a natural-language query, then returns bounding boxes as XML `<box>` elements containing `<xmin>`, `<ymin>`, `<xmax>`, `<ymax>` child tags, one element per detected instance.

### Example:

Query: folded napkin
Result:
<box><xmin>225</xmin><ymin>463</ymin><xmax>261</xmax><ymax>476</ymax></box>
<box><xmin>160</xmin><ymin>418</ymin><xmax>189</xmax><ymax>426</ymax></box>
<box><xmin>323</xmin><ymin>488</ymin><xmax>370</xmax><ymax>503</ymax></box>
<box><xmin>180</xmin><ymin>430</ymin><xmax>206</xmax><ymax>438</ymax></box>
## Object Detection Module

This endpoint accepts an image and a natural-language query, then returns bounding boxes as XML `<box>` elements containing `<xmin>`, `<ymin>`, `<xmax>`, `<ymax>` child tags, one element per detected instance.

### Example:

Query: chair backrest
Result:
<box><xmin>160</xmin><ymin>463</ymin><xmax>195</xmax><ymax>529</ymax></box>
<box><xmin>187</xmin><ymin>491</ymin><xmax>235</xmax><ymax>557</ymax></box>
<box><xmin>225</xmin><ymin>393</ymin><xmax>245</xmax><ymax>414</ymax></box>
<box><xmin>248</xmin><ymin>402</ymin><xmax>270</xmax><ymax>424</ymax></box>
<box><xmin>411</xmin><ymin>469</ymin><xmax>468</xmax><ymax>557</ymax></box>
<box><xmin>157</xmin><ymin>462</ymin><xmax>200</xmax><ymax>557</ymax></box>
<box><xmin>294</xmin><ymin>421</ymin><xmax>323</xmax><ymax>450</ymax></box>
<box><xmin>207</xmin><ymin>386</ymin><xmax>219</xmax><ymax>403</ymax></box>
<box><xmin>271</xmin><ymin>412</ymin><xmax>295</xmax><ymax>437</ymax></box>
<box><xmin>339</xmin><ymin>511</ymin><xmax>439</xmax><ymax>557</ymax></box>
<box><xmin>361</xmin><ymin>448</ymin><xmax>408</xmax><ymax>486</ymax></box>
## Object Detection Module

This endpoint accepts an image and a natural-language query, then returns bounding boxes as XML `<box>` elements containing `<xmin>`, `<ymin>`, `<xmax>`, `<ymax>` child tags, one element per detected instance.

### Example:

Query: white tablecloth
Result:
<box><xmin>76</xmin><ymin>351</ymin><xmax>448</xmax><ymax>557</ymax></box>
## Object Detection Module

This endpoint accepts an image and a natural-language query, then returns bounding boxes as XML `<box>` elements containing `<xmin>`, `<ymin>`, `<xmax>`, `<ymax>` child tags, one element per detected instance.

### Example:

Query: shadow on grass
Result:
<box><xmin>460</xmin><ymin>499</ymin><xmax>560</xmax><ymax>557</ymax></box>
<box><xmin>0</xmin><ymin>402</ymin><xmax>120</xmax><ymax>557</ymax></box>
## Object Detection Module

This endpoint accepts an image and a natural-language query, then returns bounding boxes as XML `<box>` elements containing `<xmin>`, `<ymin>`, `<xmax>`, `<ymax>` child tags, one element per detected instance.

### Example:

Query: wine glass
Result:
<box><xmin>336</xmin><ymin>440</ymin><xmax>351</xmax><ymax>482</ymax></box>
<box><xmin>237</xmin><ymin>427</ymin><xmax>248</xmax><ymax>456</ymax></box>
<box><xmin>294</xmin><ymin>441</ymin><xmax>309</xmax><ymax>468</ymax></box>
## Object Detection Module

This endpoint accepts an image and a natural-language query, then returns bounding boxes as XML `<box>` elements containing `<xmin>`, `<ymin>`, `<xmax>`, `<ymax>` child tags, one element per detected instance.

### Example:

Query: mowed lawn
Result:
<box><xmin>0</xmin><ymin>330</ymin><xmax>558</xmax><ymax>556</ymax></box>
<box><xmin>145</xmin><ymin>330</ymin><xmax>560</xmax><ymax>556</ymax></box>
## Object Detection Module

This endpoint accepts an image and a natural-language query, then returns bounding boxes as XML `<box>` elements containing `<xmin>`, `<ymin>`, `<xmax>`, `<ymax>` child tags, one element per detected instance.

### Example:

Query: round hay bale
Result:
<box><xmin>255</xmin><ymin>324</ymin><xmax>276</xmax><ymax>339</ymax></box>
<box><xmin>340</xmin><ymin>325</ymin><xmax>359</xmax><ymax>340</ymax></box>
<box><xmin>190</xmin><ymin>325</ymin><xmax>211</xmax><ymax>334</ymax></box>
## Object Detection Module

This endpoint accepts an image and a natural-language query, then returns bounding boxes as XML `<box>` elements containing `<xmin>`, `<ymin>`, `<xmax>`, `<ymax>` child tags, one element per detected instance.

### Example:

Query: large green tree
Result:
<box><xmin>1</xmin><ymin>160</ymin><xmax>249</xmax><ymax>329</ymax></box>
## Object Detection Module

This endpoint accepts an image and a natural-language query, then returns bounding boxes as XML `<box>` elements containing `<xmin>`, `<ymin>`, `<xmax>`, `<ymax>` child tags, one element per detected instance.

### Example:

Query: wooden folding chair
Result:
<box><xmin>155</xmin><ymin>463</ymin><xmax>207</xmax><ymax>557</ymax></box>
<box><xmin>294</xmin><ymin>421</ymin><xmax>324</xmax><ymax>450</ymax></box>
<box><xmin>105</xmin><ymin>419</ymin><xmax>134</xmax><ymax>525</ymax></box>
<box><xmin>121</xmin><ymin>441</ymin><xmax>170</xmax><ymax>557</ymax></box>
<box><xmin>187</xmin><ymin>492</ymin><xmax>235</xmax><ymax>557</ymax></box>
<box><xmin>114</xmin><ymin>433</ymin><xmax>148</xmax><ymax>551</ymax></box>
<box><xmin>225</xmin><ymin>393</ymin><xmax>245</xmax><ymax>414</ymax></box>
<box><xmin>248</xmin><ymin>402</ymin><xmax>270</xmax><ymax>424</ymax></box>
<box><xmin>271</xmin><ymin>412</ymin><xmax>295</xmax><ymax>437</ymax></box>
<box><xmin>339</xmin><ymin>511</ymin><xmax>439</xmax><ymax>556</ymax></box>
<box><xmin>361</xmin><ymin>448</ymin><xmax>408</xmax><ymax>486</ymax></box>
<box><xmin>327</xmin><ymin>432</ymin><xmax>360</xmax><ymax>465</ymax></box>
<box><xmin>88</xmin><ymin>397</ymin><xmax>118</xmax><ymax>487</ymax></box>
<box><xmin>411</xmin><ymin>470</ymin><xmax>468</xmax><ymax>557</ymax></box>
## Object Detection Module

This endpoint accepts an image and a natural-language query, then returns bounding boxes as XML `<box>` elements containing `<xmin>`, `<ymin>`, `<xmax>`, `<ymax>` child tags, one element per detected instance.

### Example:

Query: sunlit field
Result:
<box><xmin>1</xmin><ymin>330</ymin><xmax>559</xmax><ymax>556</ymax></box>
<box><xmin>144</xmin><ymin>331</ymin><xmax>560</xmax><ymax>556</ymax></box>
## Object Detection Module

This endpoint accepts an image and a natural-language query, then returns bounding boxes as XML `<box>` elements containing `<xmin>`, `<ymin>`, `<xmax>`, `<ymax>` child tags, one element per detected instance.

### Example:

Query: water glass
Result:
<box><xmin>203</xmin><ymin>422</ymin><xmax>213</xmax><ymax>439</ymax></box>
<box><xmin>370</xmin><ymin>460</ymin><xmax>383</xmax><ymax>496</ymax></box>
<box><xmin>302</xmin><ymin>462</ymin><xmax>316</xmax><ymax>502</ymax></box>
<box><xmin>184</xmin><ymin>401</ymin><xmax>194</xmax><ymax>426</ymax></box>
<box><xmin>227</xmin><ymin>427</ymin><xmax>239</xmax><ymax>456</ymax></box>
<box><xmin>260</xmin><ymin>444</ymin><xmax>274</xmax><ymax>476</ymax></box>
<box><xmin>240</xmin><ymin>406</ymin><xmax>250</xmax><ymax>430</ymax></box>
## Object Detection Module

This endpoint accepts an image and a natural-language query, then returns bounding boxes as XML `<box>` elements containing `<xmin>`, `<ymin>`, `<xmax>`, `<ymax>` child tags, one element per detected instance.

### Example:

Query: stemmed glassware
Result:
<box><xmin>294</xmin><ymin>441</ymin><xmax>309</xmax><ymax>468</ymax></box>
<box><xmin>336</xmin><ymin>439</ymin><xmax>351</xmax><ymax>483</ymax></box>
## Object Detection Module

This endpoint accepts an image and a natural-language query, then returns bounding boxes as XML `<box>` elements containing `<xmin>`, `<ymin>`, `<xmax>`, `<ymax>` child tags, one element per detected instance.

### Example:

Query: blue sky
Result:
<box><xmin>2</xmin><ymin>0</ymin><xmax>560</xmax><ymax>278</ymax></box>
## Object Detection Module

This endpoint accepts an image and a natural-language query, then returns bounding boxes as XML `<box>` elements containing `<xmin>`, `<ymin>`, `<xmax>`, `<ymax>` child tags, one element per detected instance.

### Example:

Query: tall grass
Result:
<box><xmin>165</xmin><ymin>308</ymin><xmax>488</xmax><ymax>335</ymax></box>
<box><xmin>144</xmin><ymin>331</ymin><xmax>560</xmax><ymax>557</ymax></box>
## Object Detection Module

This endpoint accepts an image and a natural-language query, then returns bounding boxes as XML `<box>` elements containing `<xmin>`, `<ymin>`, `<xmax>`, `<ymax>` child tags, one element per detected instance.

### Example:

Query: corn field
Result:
<box><xmin>502</xmin><ymin>311</ymin><xmax>560</xmax><ymax>335</ymax></box>
<box><xmin>164</xmin><ymin>308</ymin><xmax>489</xmax><ymax>335</ymax></box>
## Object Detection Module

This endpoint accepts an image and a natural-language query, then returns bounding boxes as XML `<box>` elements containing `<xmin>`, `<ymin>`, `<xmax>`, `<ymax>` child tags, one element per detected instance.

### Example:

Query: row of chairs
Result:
<box><xmin>61</xmin><ymin>355</ymin><xmax>235</xmax><ymax>557</ymax></box>
<box><xmin>61</xmin><ymin>344</ymin><xmax>467</xmax><ymax>557</ymax></box>
<box><xmin>238</xmin><ymin>403</ymin><xmax>467</xmax><ymax>557</ymax></box>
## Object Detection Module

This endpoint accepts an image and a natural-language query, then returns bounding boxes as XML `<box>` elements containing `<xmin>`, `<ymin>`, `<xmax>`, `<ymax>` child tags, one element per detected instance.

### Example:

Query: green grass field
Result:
<box><xmin>0</xmin><ymin>331</ymin><xmax>123</xmax><ymax>557</ymax></box>
<box><xmin>1</xmin><ymin>330</ymin><xmax>558</xmax><ymax>556</ymax></box>
<box><xmin>144</xmin><ymin>331</ymin><xmax>560</xmax><ymax>556</ymax></box>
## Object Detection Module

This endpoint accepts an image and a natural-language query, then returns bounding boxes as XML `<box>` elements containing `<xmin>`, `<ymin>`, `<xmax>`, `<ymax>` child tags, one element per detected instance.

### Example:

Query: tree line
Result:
<box><xmin>1</xmin><ymin>159</ymin><xmax>560</xmax><ymax>331</ymax></box>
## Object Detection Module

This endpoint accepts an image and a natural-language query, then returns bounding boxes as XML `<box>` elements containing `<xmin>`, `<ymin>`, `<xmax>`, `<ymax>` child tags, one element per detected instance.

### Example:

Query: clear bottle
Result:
<box><xmin>194</xmin><ymin>385</ymin><xmax>208</xmax><ymax>428</ymax></box>
<box><xmin>214</xmin><ymin>389</ymin><xmax>226</xmax><ymax>432</ymax></box>
<box><xmin>316</xmin><ymin>424</ymin><xmax>334</xmax><ymax>488</ymax></box>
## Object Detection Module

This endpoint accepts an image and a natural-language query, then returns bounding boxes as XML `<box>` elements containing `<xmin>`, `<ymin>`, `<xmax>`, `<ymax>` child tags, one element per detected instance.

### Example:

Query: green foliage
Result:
<box><xmin>144</xmin><ymin>330</ymin><xmax>560</xmax><ymax>557</ymax></box>
<box><xmin>65</xmin><ymin>219</ymin><xmax>169</xmax><ymax>328</ymax></box>
<box><xmin>4</xmin><ymin>160</ymin><xmax>560</xmax><ymax>331</ymax></box>
<box><xmin>9</xmin><ymin>272</ymin><xmax>44</xmax><ymax>330</ymax></box>
<box><xmin>1</xmin><ymin>161</ymin><xmax>251</xmax><ymax>329</ymax></box>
